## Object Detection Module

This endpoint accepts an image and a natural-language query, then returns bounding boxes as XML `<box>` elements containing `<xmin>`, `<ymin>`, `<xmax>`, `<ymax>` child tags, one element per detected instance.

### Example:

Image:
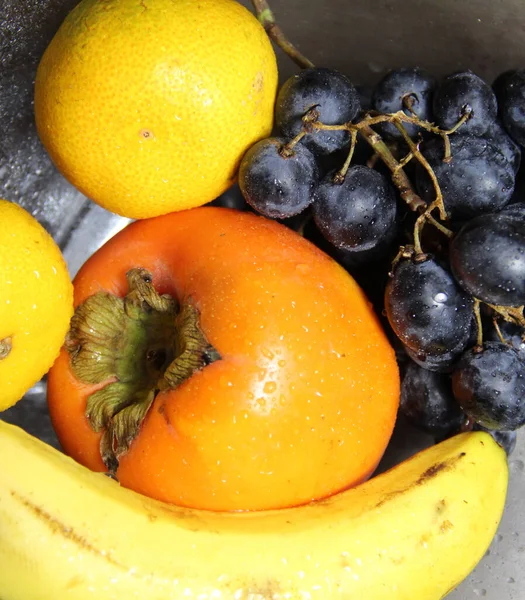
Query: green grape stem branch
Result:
<box><xmin>250</xmin><ymin>0</ymin><xmax>314</xmax><ymax>69</ymax></box>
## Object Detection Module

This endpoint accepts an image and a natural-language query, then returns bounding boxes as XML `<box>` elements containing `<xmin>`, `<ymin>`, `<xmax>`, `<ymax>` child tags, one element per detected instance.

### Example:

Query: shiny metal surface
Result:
<box><xmin>1</xmin><ymin>1</ymin><xmax>524</xmax><ymax>597</ymax></box>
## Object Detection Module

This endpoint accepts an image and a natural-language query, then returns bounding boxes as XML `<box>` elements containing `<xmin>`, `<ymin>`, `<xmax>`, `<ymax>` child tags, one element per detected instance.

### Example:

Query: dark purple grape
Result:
<box><xmin>385</xmin><ymin>256</ymin><xmax>474</xmax><ymax>364</ymax></box>
<box><xmin>312</xmin><ymin>165</ymin><xmax>398</xmax><ymax>253</ymax></box>
<box><xmin>449</xmin><ymin>213</ymin><xmax>525</xmax><ymax>307</ymax></box>
<box><xmin>472</xmin><ymin>424</ymin><xmax>517</xmax><ymax>456</ymax></box>
<box><xmin>484</xmin><ymin>121</ymin><xmax>521</xmax><ymax>175</ymax></box>
<box><xmin>372</xmin><ymin>67</ymin><xmax>437</xmax><ymax>140</ymax></box>
<box><xmin>275</xmin><ymin>68</ymin><xmax>360</xmax><ymax>156</ymax></box>
<box><xmin>416</xmin><ymin>134</ymin><xmax>515</xmax><ymax>219</ymax></box>
<box><xmin>492</xmin><ymin>69</ymin><xmax>525</xmax><ymax>146</ymax></box>
<box><xmin>433</xmin><ymin>71</ymin><xmax>497</xmax><ymax>136</ymax></box>
<box><xmin>400</xmin><ymin>361</ymin><xmax>466</xmax><ymax>436</ymax></box>
<box><xmin>238</xmin><ymin>137</ymin><xmax>318</xmax><ymax>219</ymax></box>
<box><xmin>452</xmin><ymin>342</ymin><xmax>525</xmax><ymax>431</ymax></box>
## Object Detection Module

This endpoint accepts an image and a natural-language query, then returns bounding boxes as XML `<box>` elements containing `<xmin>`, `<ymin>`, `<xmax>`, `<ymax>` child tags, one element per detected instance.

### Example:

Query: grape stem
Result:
<box><xmin>308</xmin><ymin>110</ymin><xmax>464</xmax><ymax>254</ymax></box>
<box><xmin>333</xmin><ymin>130</ymin><xmax>358</xmax><ymax>184</ymax></box>
<box><xmin>308</xmin><ymin>110</ymin><xmax>464</xmax><ymax>224</ymax></box>
<box><xmin>473</xmin><ymin>299</ymin><xmax>484</xmax><ymax>349</ymax></box>
<box><xmin>250</xmin><ymin>0</ymin><xmax>315</xmax><ymax>69</ymax></box>
<box><xmin>391</xmin><ymin>118</ymin><xmax>447</xmax><ymax>221</ymax></box>
<box><xmin>412</xmin><ymin>199</ymin><xmax>454</xmax><ymax>255</ymax></box>
<box><xmin>397</xmin><ymin>151</ymin><xmax>415</xmax><ymax>169</ymax></box>
<box><xmin>279</xmin><ymin>107</ymin><xmax>322</xmax><ymax>156</ymax></box>
<box><xmin>492</xmin><ymin>318</ymin><xmax>506</xmax><ymax>345</ymax></box>
<box><xmin>389</xmin><ymin>245</ymin><xmax>427</xmax><ymax>277</ymax></box>
<box><xmin>356</xmin><ymin>125</ymin><xmax>427</xmax><ymax>212</ymax></box>
<box><xmin>304</xmin><ymin>118</ymin><xmax>427</xmax><ymax>211</ymax></box>
<box><xmin>279</xmin><ymin>130</ymin><xmax>307</xmax><ymax>157</ymax></box>
<box><xmin>485</xmin><ymin>304</ymin><xmax>525</xmax><ymax>329</ymax></box>
<box><xmin>474</xmin><ymin>303</ymin><xmax>525</xmax><ymax>349</ymax></box>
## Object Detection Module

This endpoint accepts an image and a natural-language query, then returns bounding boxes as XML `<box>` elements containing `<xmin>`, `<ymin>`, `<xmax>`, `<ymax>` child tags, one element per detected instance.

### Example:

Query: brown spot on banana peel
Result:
<box><xmin>440</xmin><ymin>519</ymin><xmax>454</xmax><ymax>533</ymax></box>
<box><xmin>246</xmin><ymin>579</ymin><xmax>283</xmax><ymax>599</ymax></box>
<box><xmin>10</xmin><ymin>491</ymin><xmax>128</xmax><ymax>571</ymax></box>
<box><xmin>374</xmin><ymin>452</ymin><xmax>467</xmax><ymax>509</ymax></box>
<box><xmin>142</xmin><ymin>500</ymin><xmax>220</xmax><ymax>534</ymax></box>
<box><xmin>416</xmin><ymin>453</ymin><xmax>465</xmax><ymax>484</ymax></box>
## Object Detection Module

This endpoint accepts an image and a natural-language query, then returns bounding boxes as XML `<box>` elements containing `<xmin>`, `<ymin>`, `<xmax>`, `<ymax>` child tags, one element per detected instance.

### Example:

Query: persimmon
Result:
<box><xmin>47</xmin><ymin>207</ymin><xmax>399</xmax><ymax>511</ymax></box>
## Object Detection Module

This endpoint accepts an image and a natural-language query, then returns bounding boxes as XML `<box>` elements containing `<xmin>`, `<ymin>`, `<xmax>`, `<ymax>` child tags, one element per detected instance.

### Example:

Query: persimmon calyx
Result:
<box><xmin>64</xmin><ymin>267</ymin><xmax>221</xmax><ymax>474</ymax></box>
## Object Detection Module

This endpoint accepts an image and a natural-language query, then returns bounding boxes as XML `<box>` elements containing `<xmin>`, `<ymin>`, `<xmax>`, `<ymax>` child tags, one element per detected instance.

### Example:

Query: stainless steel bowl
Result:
<box><xmin>1</xmin><ymin>1</ymin><xmax>524</xmax><ymax>597</ymax></box>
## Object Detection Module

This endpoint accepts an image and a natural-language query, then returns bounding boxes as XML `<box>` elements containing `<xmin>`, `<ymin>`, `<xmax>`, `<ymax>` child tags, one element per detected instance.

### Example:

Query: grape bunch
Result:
<box><xmin>236</xmin><ymin>65</ymin><xmax>525</xmax><ymax>455</ymax></box>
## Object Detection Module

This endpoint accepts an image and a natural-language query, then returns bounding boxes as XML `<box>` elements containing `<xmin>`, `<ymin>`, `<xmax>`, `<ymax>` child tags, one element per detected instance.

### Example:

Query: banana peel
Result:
<box><xmin>0</xmin><ymin>419</ymin><xmax>508</xmax><ymax>599</ymax></box>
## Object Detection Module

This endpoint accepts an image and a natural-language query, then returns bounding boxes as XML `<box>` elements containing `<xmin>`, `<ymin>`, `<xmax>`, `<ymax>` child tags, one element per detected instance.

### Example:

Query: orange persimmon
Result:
<box><xmin>47</xmin><ymin>207</ymin><xmax>399</xmax><ymax>511</ymax></box>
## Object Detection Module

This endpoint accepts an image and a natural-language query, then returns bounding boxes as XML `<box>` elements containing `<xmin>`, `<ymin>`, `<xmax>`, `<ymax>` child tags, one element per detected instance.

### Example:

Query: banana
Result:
<box><xmin>0</xmin><ymin>419</ymin><xmax>507</xmax><ymax>600</ymax></box>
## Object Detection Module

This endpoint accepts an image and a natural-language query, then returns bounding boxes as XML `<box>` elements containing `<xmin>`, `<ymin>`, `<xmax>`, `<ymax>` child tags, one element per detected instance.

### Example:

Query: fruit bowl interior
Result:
<box><xmin>1</xmin><ymin>0</ymin><xmax>524</xmax><ymax>598</ymax></box>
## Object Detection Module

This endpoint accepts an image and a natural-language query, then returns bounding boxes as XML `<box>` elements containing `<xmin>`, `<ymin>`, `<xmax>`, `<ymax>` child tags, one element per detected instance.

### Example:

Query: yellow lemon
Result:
<box><xmin>34</xmin><ymin>0</ymin><xmax>278</xmax><ymax>219</ymax></box>
<box><xmin>0</xmin><ymin>200</ymin><xmax>73</xmax><ymax>411</ymax></box>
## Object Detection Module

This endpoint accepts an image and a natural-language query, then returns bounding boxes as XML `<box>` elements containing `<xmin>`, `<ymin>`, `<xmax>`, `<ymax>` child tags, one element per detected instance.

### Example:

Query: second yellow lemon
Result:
<box><xmin>0</xmin><ymin>199</ymin><xmax>73</xmax><ymax>411</ymax></box>
<box><xmin>34</xmin><ymin>0</ymin><xmax>278</xmax><ymax>219</ymax></box>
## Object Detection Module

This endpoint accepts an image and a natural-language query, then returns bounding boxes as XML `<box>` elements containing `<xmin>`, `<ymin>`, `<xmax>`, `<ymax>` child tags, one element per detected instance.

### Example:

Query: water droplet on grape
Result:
<box><xmin>433</xmin><ymin>292</ymin><xmax>448</xmax><ymax>303</ymax></box>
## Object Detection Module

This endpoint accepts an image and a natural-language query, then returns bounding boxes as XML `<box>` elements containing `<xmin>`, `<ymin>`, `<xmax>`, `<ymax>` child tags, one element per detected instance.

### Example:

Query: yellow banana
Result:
<box><xmin>0</xmin><ymin>419</ymin><xmax>507</xmax><ymax>600</ymax></box>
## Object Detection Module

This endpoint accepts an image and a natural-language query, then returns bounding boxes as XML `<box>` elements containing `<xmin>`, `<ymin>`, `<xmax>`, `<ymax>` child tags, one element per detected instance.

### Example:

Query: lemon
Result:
<box><xmin>0</xmin><ymin>200</ymin><xmax>73</xmax><ymax>411</ymax></box>
<box><xmin>34</xmin><ymin>0</ymin><xmax>278</xmax><ymax>219</ymax></box>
